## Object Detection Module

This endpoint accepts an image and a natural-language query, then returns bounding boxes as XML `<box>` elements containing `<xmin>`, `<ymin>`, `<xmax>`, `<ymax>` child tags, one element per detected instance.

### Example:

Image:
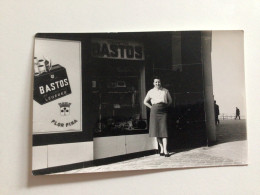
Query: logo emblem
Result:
<box><xmin>58</xmin><ymin>102</ymin><xmax>71</xmax><ymax>116</ymax></box>
<box><xmin>51</xmin><ymin>102</ymin><xmax>77</xmax><ymax>127</ymax></box>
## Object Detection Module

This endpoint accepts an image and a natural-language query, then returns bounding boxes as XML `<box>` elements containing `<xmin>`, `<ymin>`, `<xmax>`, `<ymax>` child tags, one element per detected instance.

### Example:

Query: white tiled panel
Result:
<box><xmin>32</xmin><ymin>146</ymin><xmax>48</xmax><ymax>170</ymax></box>
<box><xmin>48</xmin><ymin>142</ymin><xmax>93</xmax><ymax>167</ymax></box>
<box><xmin>125</xmin><ymin>134</ymin><xmax>157</xmax><ymax>154</ymax></box>
<box><xmin>94</xmin><ymin>136</ymin><xmax>126</xmax><ymax>159</ymax></box>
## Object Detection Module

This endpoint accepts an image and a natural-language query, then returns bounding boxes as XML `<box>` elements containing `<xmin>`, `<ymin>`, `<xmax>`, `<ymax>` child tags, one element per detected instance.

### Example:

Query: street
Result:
<box><xmin>60</xmin><ymin>119</ymin><xmax>247</xmax><ymax>174</ymax></box>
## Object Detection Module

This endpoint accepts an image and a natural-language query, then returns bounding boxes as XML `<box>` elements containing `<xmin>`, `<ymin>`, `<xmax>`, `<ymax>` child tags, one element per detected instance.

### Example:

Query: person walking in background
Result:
<box><xmin>214</xmin><ymin>100</ymin><xmax>220</xmax><ymax>125</ymax></box>
<box><xmin>235</xmin><ymin>107</ymin><xmax>240</xmax><ymax>120</ymax></box>
<box><xmin>144</xmin><ymin>76</ymin><xmax>172</xmax><ymax>157</ymax></box>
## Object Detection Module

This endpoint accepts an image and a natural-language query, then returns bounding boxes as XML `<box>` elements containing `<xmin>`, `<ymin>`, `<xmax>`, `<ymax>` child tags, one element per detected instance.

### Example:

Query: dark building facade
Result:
<box><xmin>33</xmin><ymin>31</ymin><xmax>215</xmax><ymax>175</ymax></box>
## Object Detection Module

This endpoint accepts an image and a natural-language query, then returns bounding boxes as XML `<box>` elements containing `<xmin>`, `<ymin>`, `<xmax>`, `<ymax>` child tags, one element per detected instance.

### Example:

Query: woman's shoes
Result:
<box><xmin>158</xmin><ymin>149</ymin><xmax>164</xmax><ymax>156</ymax></box>
<box><xmin>159</xmin><ymin>152</ymin><xmax>170</xmax><ymax>157</ymax></box>
<box><xmin>164</xmin><ymin>153</ymin><xmax>170</xmax><ymax>157</ymax></box>
<box><xmin>158</xmin><ymin>149</ymin><xmax>170</xmax><ymax>157</ymax></box>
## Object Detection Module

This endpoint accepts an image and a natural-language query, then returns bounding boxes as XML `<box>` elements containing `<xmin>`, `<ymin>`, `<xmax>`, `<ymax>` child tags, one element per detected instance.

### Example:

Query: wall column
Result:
<box><xmin>171</xmin><ymin>31</ymin><xmax>182</xmax><ymax>108</ymax></box>
<box><xmin>201</xmin><ymin>31</ymin><xmax>216</xmax><ymax>144</ymax></box>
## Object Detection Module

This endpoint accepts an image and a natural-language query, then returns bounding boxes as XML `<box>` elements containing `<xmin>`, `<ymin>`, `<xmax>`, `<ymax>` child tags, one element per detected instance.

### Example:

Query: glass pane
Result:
<box><xmin>89</xmin><ymin>63</ymin><xmax>148</xmax><ymax>137</ymax></box>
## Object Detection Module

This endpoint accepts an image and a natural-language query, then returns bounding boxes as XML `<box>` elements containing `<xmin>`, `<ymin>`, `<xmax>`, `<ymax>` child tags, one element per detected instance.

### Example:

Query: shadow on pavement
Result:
<box><xmin>215</xmin><ymin>119</ymin><xmax>247</xmax><ymax>144</ymax></box>
<box><xmin>168</xmin><ymin>148</ymin><xmax>199</xmax><ymax>155</ymax></box>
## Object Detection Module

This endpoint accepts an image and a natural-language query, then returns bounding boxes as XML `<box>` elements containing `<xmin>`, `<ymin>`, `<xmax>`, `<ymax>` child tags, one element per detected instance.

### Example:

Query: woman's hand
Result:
<box><xmin>144</xmin><ymin>103</ymin><xmax>152</xmax><ymax>109</ymax></box>
<box><xmin>144</xmin><ymin>93</ymin><xmax>152</xmax><ymax>109</ymax></box>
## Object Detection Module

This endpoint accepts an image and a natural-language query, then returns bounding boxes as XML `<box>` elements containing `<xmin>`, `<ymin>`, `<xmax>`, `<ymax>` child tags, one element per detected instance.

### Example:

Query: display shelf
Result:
<box><xmin>93</xmin><ymin>75</ymin><xmax>138</xmax><ymax>78</ymax></box>
<box><xmin>91</xmin><ymin>91</ymin><xmax>134</xmax><ymax>93</ymax></box>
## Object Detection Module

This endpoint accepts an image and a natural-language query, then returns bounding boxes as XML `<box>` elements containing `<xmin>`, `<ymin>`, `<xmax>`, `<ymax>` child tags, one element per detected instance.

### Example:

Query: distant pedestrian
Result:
<box><xmin>214</xmin><ymin>100</ymin><xmax>220</xmax><ymax>125</ymax></box>
<box><xmin>235</xmin><ymin>107</ymin><xmax>240</xmax><ymax>120</ymax></box>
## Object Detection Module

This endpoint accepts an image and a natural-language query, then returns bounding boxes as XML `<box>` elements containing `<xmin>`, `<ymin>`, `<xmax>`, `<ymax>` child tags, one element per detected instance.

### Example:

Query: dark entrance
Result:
<box><xmin>145</xmin><ymin>32</ymin><xmax>207</xmax><ymax>150</ymax></box>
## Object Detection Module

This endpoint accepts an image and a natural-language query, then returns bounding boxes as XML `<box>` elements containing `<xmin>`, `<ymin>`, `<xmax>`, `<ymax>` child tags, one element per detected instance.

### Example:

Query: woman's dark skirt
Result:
<box><xmin>149</xmin><ymin>103</ymin><xmax>168</xmax><ymax>138</ymax></box>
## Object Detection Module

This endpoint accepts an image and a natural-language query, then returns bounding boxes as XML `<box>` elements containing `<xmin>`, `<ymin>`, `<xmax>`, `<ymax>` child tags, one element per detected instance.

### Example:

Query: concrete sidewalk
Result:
<box><xmin>61</xmin><ymin>120</ymin><xmax>247</xmax><ymax>174</ymax></box>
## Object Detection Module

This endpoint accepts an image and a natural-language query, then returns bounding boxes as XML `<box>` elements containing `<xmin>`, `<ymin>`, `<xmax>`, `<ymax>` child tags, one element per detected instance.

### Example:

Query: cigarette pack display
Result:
<box><xmin>33</xmin><ymin>64</ymin><xmax>71</xmax><ymax>105</ymax></box>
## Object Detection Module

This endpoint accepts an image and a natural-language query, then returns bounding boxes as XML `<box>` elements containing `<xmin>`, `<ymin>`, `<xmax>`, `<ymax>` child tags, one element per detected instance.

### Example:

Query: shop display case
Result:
<box><xmin>89</xmin><ymin>63</ymin><xmax>147</xmax><ymax>137</ymax></box>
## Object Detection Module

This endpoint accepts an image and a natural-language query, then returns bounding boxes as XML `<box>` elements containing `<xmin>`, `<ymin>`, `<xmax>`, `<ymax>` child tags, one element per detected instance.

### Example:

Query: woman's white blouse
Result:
<box><xmin>144</xmin><ymin>88</ymin><xmax>169</xmax><ymax>105</ymax></box>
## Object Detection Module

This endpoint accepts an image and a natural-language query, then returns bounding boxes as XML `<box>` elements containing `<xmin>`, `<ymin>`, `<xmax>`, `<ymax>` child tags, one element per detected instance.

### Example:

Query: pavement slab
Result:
<box><xmin>59</xmin><ymin>120</ymin><xmax>247</xmax><ymax>174</ymax></box>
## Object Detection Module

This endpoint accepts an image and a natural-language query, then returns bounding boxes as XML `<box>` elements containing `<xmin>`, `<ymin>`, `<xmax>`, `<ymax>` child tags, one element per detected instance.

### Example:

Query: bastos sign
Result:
<box><xmin>34</xmin><ymin>64</ymin><xmax>71</xmax><ymax>105</ymax></box>
<box><xmin>33</xmin><ymin>39</ymin><xmax>82</xmax><ymax>134</ymax></box>
<box><xmin>91</xmin><ymin>39</ymin><xmax>145</xmax><ymax>60</ymax></box>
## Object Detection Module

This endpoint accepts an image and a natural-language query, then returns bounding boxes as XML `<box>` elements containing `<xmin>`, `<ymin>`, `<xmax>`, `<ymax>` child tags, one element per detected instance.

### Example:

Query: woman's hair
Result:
<box><xmin>152</xmin><ymin>76</ymin><xmax>161</xmax><ymax>82</ymax></box>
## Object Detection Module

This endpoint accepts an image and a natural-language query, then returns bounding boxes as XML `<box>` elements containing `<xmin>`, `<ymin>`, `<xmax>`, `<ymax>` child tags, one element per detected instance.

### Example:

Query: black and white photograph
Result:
<box><xmin>2</xmin><ymin>1</ymin><xmax>260</xmax><ymax>194</ymax></box>
<box><xmin>32</xmin><ymin>31</ymin><xmax>247</xmax><ymax>175</ymax></box>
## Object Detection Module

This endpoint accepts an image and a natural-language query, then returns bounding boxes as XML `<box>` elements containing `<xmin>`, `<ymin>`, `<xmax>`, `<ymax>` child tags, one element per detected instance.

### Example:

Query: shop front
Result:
<box><xmin>32</xmin><ymin>32</ymin><xmax>215</xmax><ymax>175</ymax></box>
<box><xmin>87</xmin><ymin>38</ymin><xmax>156</xmax><ymax>159</ymax></box>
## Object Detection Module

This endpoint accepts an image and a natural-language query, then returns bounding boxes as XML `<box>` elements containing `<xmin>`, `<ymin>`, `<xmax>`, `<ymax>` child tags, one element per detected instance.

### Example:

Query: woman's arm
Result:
<box><xmin>167</xmin><ymin>91</ymin><xmax>172</xmax><ymax>105</ymax></box>
<box><xmin>143</xmin><ymin>92</ymin><xmax>152</xmax><ymax>109</ymax></box>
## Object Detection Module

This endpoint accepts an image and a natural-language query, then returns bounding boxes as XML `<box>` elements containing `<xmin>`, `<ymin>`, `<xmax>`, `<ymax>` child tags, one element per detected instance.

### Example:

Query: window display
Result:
<box><xmin>89</xmin><ymin>63</ymin><xmax>147</xmax><ymax>137</ymax></box>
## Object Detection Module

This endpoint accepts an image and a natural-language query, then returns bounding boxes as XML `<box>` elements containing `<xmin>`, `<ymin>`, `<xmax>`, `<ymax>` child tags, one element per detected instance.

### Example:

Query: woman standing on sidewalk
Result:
<box><xmin>144</xmin><ymin>76</ymin><xmax>172</xmax><ymax>157</ymax></box>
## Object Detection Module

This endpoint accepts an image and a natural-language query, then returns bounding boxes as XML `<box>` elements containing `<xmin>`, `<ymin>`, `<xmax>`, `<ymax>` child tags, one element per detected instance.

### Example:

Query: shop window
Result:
<box><xmin>89</xmin><ymin>63</ymin><xmax>148</xmax><ymax>137</ymax></box>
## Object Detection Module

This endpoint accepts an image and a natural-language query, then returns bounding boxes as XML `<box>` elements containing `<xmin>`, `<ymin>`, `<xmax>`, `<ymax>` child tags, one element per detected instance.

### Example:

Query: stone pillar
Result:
<box><xmin>201</xmin><ymin>31</ymin><xmax>216</xmax><ymax>144</ymax></box>
<box><xmin>171</xmin><ymin>32</ymin><xmax>182</xmax><ymax>108</ymax></box>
